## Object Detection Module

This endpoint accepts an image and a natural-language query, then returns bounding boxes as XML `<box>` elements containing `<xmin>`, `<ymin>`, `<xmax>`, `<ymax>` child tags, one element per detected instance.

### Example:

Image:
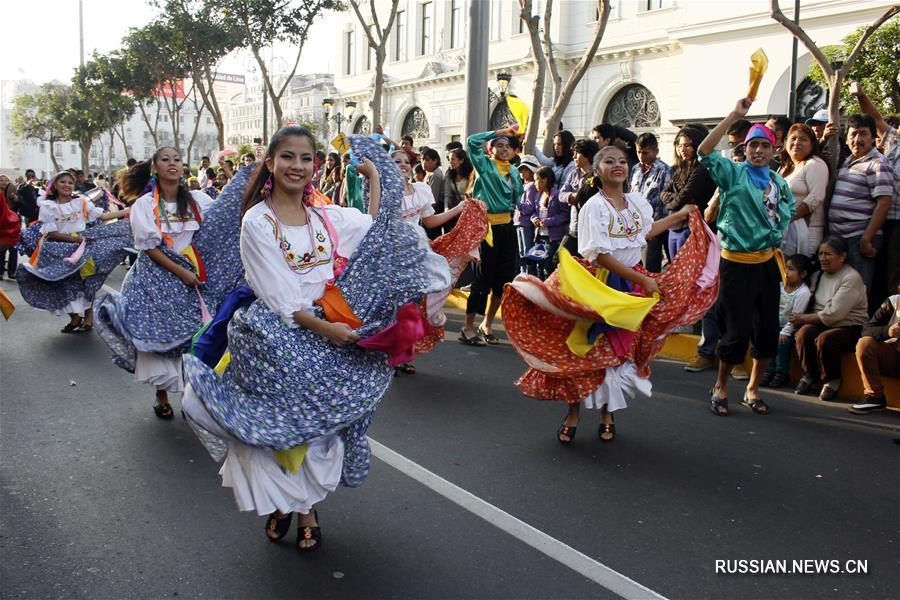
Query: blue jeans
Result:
<box><xmin>765</xmin><ymin>334</ymin><xmax>795</xmax><ymax>376</ymax></box>
<box><xmin>845</xmin><ymin>233</ymin><xmax>882</xmax><ymax>293</ymax></box>
<box><xmin>697</xmin><ymin>305</ymin><xmax>719</xmax><ymax>359</ymax></box>
<box><xmin>667</xmin><ymin>227</ymin><xmax>690</xmax><ymax>261</ymax></box>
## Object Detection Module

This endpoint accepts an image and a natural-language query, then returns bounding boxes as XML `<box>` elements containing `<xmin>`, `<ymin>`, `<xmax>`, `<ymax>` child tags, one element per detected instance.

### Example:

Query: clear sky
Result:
<box><xmin>2</xmin><ymin>0</ymin><xmax>337</xmax><ymax>84</ymax></box>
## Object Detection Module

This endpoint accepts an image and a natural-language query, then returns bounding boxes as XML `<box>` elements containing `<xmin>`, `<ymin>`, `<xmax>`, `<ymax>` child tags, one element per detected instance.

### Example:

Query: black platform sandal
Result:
<box><xmin>61</xmin><ymin>317</ymin><xmax>83</xmax><ymax>333</ymax></box>
<box><xmin>709</xmin><ymin>389</ymin><xmax>729</xmax><ymax>416</ymax></box>
<box><xmin>265</xmin><ymin>511</ymin><xmax>293</xmax><ymax>541</ymax></box>
<box><xmin>557</xmin><ymin>423</ymin><xmax>577</xmax><ymax>445</ymax></box>
<box><xmin>297</xmin><ymin>510</ymin><xmax>321</xmax><ymax>553</ymax></box>
<box><xmin>599</xmin><ymin>412</ymin><xmax>616</xmax><ymax>442</ymax></box>
<box><xmin>153</xmin><ymin>402</ymin><xmax>174</xmax><ymax>420</ymax></box>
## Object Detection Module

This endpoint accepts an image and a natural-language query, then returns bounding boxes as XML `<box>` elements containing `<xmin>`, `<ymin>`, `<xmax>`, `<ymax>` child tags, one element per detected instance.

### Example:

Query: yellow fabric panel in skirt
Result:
<box><xmin>556</xmin><ymin>247</ymin><xmax>658</xmax><ymax>332</ymax></box>
<box><xmin>213</xmin><ymin>351</ymin><xmax>309</xmax><ymax>474</ymax></box>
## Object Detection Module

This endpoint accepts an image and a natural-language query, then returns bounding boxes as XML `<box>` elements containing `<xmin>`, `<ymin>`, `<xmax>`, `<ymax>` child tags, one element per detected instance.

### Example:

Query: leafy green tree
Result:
<box><xmin>11</xmin><ymin>83</ymin><xmax>69</xmax><ymax>172</ymax></box>
<box><xmin>158</xmin><ymin>0</ymin><xmax>243</xmax><ymax>151</ymax></box>
<box><xmin>120</xmin><ymin>20</ymin><xmax>194</xmax><ymax>157</ymax></box>
<box><xmin>225</xmin><ymin>0</ymin><xmax>343</xmax><ymax>128</ymax></box>
<box><xmin>807</xmin><ymin>20</ymin><xmax>900</xmax><ymax>114</ymax></box>
<box><xmin>75</xmin><ymin>56</ymin><xmax>137</xmax><ymax>161</ymax></box>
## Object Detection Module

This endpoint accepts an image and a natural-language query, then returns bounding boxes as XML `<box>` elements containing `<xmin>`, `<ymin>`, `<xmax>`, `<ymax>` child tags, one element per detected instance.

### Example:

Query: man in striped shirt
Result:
<box><xmin>827</xmin><ymin>114</ymin><xmax>893</xmax><ymax>293</ymax></box>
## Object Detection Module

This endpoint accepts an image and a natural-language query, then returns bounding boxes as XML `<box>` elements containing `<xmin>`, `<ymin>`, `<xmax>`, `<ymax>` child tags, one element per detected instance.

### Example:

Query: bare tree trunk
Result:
<box><xmin>80</xmin><ymin>138</ymin><xmax>91</xmax><ymax>174</ymax></box>
<box><xmin>138</xmin><ymin>102</ymin><xmax>161</xmax><ymax>149</ymax></box>
<box><xmin>769</xmin><ymin>1</ymin><xmax>899</xmax><ymax>173</ymax></box>
<box><xmin>185</xmin><ymin>89</ymin><xmax>205</xmax><ymax>168</ymax></box>
<box><xmin>49</xmin><ymin>137</ymin><xmax>61</xmax><ymax>173</ymax></box>
<box><xmin>349</xmin><ymin>0</ymin><xmax>400</xmax><ymax>129</ymax></box>
<box><xmin>540</xmin><ymin>0</ymin><xmax>610</xmax><ymax>155</ymax></box>
<box><xmin>108</xmin><ymin>130</ymin><xmax>115</xmax><ymax>173</ymax></box>
<box><xmin>519</xmin><ymin>0</ymin><xmax>546</xmax><ymax>153</ymax></box>
<box><xmin>542</xmin><ymin>0</ymin><xmax>561</xmax><ymax>106</ymax></box>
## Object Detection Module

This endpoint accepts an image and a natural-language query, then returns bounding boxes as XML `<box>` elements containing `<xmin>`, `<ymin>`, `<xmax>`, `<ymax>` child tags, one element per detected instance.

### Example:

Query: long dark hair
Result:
<box><xmin>46</xmin><ymin>172</ymin><xmax>76</xmax><ymax>200</ymax></box>
<box><xmin>447</xmin><ymin>148</ymin><xmax>474</xmax><ymax>181</ymax></box>
<box><xmin>779</xmin><ymin>123</ymin><xmax>823</xmax><ymax>177</ymax></box>
<box><xmin>242</xmin><ymin>125</ymin><xmax>318</xmax><ymax>216</ymax></box>
<box><xmin>120</xmin><ymin>147</ymin><xmax>193</xmax><ymax>217</ymax></box>
<box><xmin>553</xmin><ymin>130</ymin><xmax>575</xmax><ymax>167</ymax></box>
<box><xmin>672</xmin><ymin>126</ymin><xmax>706</xmax><ymax>185</ymax></box>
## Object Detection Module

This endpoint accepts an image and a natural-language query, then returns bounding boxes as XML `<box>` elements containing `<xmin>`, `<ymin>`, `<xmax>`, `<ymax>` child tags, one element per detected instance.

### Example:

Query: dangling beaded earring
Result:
<box><xmin>261</xmin><ymin>174</ymin><xmax>274</xmax><ymax>198</ymax></box>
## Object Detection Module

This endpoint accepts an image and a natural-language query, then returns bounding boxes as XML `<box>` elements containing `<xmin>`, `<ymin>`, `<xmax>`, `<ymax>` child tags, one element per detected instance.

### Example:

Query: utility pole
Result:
<box><xmin>463</xmin><ymin>0</ymin><xmax>490</xmax><ymax>138</ymax></box>
<box><xmin>78</xmin><ymin>0</ymin><xmax>85</xmax><ymax>67</ymax></box>
<box><xmin>787</xmin><ymin>0</ymin><xmax>800</xmax><ymax>120</ymax></box>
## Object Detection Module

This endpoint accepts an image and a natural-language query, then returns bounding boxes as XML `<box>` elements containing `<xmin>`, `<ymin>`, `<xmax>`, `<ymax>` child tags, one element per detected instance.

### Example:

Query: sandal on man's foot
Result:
<box><xmin>458</xmin><ymin>329</ymin><xmax>486</xmax><ymax>346</ymax></box>
<box><xmin>478</xmin><ymin>326</ymin><xmax>500</xmax><ymax>345</ymax></box>
<box><xmin>61</xmin><ymin>318</ymin><xmax>83</xmax><ymax>333</ymax></box>
<box><xmin>709</xmin><ymin>389</ymin><xmax>729</xmax><ymax>416</ymax></box>
<box><xmin>599</xmin><ymin>414</ymin><xmax>616</xmax><ymax>442</ymax></box>
<box><xmin>557</xmin><ymin>423</ymin><xmax>577</xmax><ymax>445</ymax></box>
<box><xmin>297</xmin><ymin>510</ymin><xmax>321</xmax><ymax>553</ymax></box>
<box><xmin>153</xmin><ymin>402</ymin><xmax>175</xmax><ymax>420</ymax></box>
<box><xmin>265</xmin><ymin>511</ymin><xmax>293</xmax><ymax>542</ymax></box>
<box><xmin>741</xmin><ymin>394</ymin><xmax>770</xmax><ymax>415</ymax></box>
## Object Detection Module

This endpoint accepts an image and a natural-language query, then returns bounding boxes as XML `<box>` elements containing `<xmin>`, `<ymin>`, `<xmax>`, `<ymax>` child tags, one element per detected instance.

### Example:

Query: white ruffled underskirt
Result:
<box><xmin>135</xmin><ymin>352</ymin><xmax>184</xmax><ymax>392</ymax></box>
<box><xmin>582</xmin><ymin>361</ymin><xmax>652</xmax><ymax>412</ymax></box>
<box><xmin>51</xmin><ymin>294</ymin><xmax>91</xmax><ymax>317</ymax></box>
<box><xmin>182</xmin><ymin>384</ymin><xmax>344</xmax><ymax>516</ymax></box>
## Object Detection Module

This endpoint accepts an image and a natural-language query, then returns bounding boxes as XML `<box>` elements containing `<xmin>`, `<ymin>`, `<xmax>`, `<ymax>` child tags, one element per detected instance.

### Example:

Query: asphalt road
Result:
<box><xmin>1</xmin><ymin>271</ymin><xmax>899</xmax><ymax>600</ymax></box>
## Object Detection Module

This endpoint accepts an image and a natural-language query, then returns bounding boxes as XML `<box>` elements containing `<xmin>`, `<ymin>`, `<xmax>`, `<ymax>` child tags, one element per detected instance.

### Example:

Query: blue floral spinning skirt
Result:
<box><xmin>93</xmin><ymin>166</ymin><xmax>251</xmax><ymax>372</ymax></box>
<box><xmin>15</xmin><ymin>219</ymin><xmax>133</xmax><ymax>315</ymax></box>
<box><xmin>183</xmin><ymin>134</ymin><xmax>451</xmax><ymax>489</ymax></box>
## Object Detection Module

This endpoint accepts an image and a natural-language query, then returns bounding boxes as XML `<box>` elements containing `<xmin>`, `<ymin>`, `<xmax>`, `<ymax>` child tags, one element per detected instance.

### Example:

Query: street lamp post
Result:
<box><xmin>487</xmin><ymin>72</ymin><xmax>512</xmax><ymax>105</ymax></box>
<box><xmin>321</xmin><ymin>98</ymin><xmax>357</xmax><ymax>137</ymax></box>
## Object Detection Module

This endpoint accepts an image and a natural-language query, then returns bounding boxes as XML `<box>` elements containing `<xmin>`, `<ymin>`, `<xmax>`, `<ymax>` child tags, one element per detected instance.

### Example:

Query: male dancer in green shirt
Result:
<box><xmin>460</xmin><ymin>125</ymin><xmax>524</xmax><ymax>345</ymax></box>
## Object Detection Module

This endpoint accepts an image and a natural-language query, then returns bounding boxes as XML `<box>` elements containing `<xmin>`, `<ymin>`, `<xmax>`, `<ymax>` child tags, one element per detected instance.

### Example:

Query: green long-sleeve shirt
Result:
<box><xmin>699</xmin><ymin>151</ymin><xmax>795</xmax><ymax>253</ymax></box>
<box><xmin>467</xmin><ymin>130</ymin><xmax>524</xmax><ymax>214</ymax></box>
<box><xmin>343</xmin><ymin>163</ymin><xmax>364</xmax><ymax>212</ymax></box>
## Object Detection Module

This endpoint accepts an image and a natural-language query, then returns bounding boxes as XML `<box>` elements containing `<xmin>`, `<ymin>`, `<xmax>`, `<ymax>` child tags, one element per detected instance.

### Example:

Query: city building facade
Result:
<box><xmin>331</xmin><ymin>0</ymin><xmax>888</xmax><ymax>159</ymax></box>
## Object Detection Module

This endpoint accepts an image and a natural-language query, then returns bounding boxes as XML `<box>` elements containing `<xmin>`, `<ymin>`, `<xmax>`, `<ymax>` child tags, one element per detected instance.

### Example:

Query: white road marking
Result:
<box><xmin>369</xmin><ymin>438</ymin><xmax>669</xmax><ymax>600</ymax></box>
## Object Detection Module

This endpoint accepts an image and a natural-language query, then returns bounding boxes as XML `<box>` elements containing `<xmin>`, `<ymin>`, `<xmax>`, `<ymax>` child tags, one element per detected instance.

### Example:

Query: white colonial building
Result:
<box><xmin>331</xmin><ymin>0</ymin><xmax>889</xmax><ymax>160</ymax></box>
<box><xmin>1</xmin><ymin>74</ymin><xmax>245</xmax><ymax>178</ymax></box>
<box><xmin>224</xmin><ymin>73</ymin><xmax>336</xmax><ymax>145</ymax></box>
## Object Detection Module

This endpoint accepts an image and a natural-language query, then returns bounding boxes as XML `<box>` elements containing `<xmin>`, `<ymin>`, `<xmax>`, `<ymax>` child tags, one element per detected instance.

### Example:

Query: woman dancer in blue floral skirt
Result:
<box><xmin>94</xmin><ymin>147</ymin><xmax>248</xmax><ymax>420</ymax></box>
<box><xmin>15</xmin><ymin>172</ymin><xmax>130</xmax><ymax>332</ymax></box>
<box><xmin>181</xmin><ymin>127</ymin><xmax>450</xmax><ymax>552</ymax></box>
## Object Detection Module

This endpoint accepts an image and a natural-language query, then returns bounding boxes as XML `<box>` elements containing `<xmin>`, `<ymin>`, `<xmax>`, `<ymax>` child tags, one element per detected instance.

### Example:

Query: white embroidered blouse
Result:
<box><xmin>240</xmin><ymin>202</ymin><xmax>372</xmax><ymax>327</ymax></box>
<box><xmin>38</xmin><ymin>196</ymin><xmax>103</xmax><ymax>235</ymax></box>
<box><xmin>577</xmin><ymin>191</ymin><xmax>654</xmax><ymax>267</ymax></box>
<box><xmin>130</xmin><ymin>190</ymin><xmax>213</xmax><ymax>253</ymax></box>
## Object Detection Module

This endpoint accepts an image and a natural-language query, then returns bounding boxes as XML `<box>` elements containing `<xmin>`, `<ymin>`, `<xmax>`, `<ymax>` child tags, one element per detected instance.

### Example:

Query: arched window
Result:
<box><xmin>401</xmin><ymin>107</ymin><xmax>430</xmax><ymax>139</ymax></box>
<box><xmin>353</xmin><ymin>115</ymin><xmax>371</xmax><ymax>135</ymax></box>
<box><xmin>603</xmin><ymin>84</ymin><xmax>661</xmax><ymax>129</ymax></box>
<box><xmin>490</xmin><ymin>99</ymin><xmax>517</xmax><ymax>130</ymax></box>
<box><xmin>795</xmin><ymin>77</ymin><xmax>827</xmax><ymax>120</ymax></box>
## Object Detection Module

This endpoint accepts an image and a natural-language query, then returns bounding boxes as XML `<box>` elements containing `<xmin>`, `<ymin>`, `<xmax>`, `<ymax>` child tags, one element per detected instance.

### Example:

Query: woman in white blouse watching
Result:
<box><xmin>779</xmin><ymin>123</ymin><xmax>829</xmax><ymax>257</ymax></box>
<box><xmin>125</xmin><ymin>148</ymin><xmax>213</xmax><ymax>419</ymax></box>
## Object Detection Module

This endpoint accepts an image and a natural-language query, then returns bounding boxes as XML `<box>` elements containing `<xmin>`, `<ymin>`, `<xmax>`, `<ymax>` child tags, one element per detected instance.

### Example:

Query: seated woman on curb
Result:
<box><xmin>792</xmin><ymin>235</ymin><xmax>869</xmax><ymax>401</ymax></box>
<box><xmin>850</xmin><ymin>285</ymin><xmax>900</xmax><ymax>414</ymax></box>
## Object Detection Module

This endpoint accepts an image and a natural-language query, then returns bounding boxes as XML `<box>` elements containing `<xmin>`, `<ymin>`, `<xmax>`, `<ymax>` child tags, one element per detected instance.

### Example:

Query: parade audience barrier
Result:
<box><xmin>445</xmin><ymin>291</ymin><xmax>899</xmax><ymax>411</ymax></box>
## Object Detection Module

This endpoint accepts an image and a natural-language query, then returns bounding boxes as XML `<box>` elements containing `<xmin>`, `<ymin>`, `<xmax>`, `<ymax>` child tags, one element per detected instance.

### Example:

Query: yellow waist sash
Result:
<box><xmin>484</xmin><ymin>212</ymin><xmax>512</xmax><ymax>248</ymax></box>
<box><xmin>721</xmin><ymin>248</ymin><xmax>786</xmax><ymax>284</ymax></box>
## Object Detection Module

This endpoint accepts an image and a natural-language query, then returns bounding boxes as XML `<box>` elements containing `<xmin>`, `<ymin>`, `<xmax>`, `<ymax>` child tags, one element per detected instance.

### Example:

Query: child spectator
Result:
<box><xmin>762</xmin><ymin>254</ymin><xmax>812</xmax><ymax>388</ymax></box>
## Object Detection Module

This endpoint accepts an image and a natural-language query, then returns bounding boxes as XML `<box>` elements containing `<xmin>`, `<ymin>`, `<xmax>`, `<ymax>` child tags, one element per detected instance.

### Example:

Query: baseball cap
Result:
<box><xmin>518</xmin><ymin>155</ymin><xmax>541</xmax><ymax>173</ymax></box>
<box><xmin>805</xmin><ymin>109</ymin><xmax>829</xmax><ymax>125</ymax></box>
